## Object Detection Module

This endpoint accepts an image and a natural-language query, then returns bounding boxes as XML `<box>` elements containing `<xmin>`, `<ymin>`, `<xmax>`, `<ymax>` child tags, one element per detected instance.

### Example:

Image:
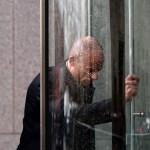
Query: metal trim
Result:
<box><xmin>110</xmin><ymin>0</ymin><xmax>126</xmax><ymax>149</ymax></box>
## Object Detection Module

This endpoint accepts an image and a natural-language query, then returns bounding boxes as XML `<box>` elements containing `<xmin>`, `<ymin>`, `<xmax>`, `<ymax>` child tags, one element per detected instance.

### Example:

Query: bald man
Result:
<box><xmin>17</xmin><ymin>36</ymin><xmax>139</xmax><ymax>150</ymax></box>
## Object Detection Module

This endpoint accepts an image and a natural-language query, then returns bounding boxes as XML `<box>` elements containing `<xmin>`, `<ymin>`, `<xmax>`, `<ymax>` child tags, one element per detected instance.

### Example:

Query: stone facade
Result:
<box><xmin>0</xmin><ymin>0</ymin><xmax>40</xmax><ymax>149</ymax></box>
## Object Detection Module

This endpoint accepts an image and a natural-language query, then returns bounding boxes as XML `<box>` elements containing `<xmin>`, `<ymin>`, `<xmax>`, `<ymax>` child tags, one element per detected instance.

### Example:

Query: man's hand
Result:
<box><xmin>125</xmin><ymin>74</ymin><xmax>140</xmax><ymax>102</ymax></box>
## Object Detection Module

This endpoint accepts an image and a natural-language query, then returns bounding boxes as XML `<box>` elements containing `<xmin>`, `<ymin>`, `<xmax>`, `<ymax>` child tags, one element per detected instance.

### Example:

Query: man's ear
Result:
<box><xmin>69</xmin><ymin>56</ymin><xmax>76</xmax><ymax>66</ymax></box>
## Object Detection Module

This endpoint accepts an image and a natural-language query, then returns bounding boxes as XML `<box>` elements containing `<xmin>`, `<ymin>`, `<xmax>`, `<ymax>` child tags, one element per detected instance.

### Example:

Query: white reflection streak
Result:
<box><xmin>77</xmin><ymin>121</ymin><xmax>150</xmax><ymax>139</ymax></box>
<box><xmin>64</xmin><ymin>86</ymin><xmax>70</xmax><ymax>122</ymax></box>
<box><xmin>76</xmin><ymin>121</ymin><xmax>122</xmax><ymax>139</ymax></box>
<box><xmin>127</xmin><ymin>133</ymin><xmax>150</xmax><ymax>136</ymax></box>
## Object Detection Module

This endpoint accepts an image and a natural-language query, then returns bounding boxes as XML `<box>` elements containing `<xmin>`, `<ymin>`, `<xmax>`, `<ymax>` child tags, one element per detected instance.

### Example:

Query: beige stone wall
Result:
<box><xmin>0</xmin><ymin>0</ymin><xmax>40</xmax><ymax>149</ymax></box>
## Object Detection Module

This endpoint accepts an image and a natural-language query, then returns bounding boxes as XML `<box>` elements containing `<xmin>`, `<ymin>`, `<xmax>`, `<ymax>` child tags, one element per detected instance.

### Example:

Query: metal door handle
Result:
<box><xmin>133</xmin><ymin>112</ymin><xmax>145</xmax><ymax>117</ymax></box>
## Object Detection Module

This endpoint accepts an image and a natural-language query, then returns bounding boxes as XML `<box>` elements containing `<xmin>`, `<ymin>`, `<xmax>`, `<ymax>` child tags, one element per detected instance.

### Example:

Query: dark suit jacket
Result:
<box><xmin>17</xmin><ymin>61</ymin><xmax>111</xmax><ymax>150</ymax></box>
<box><xmin>17</xmin><ymin>74</ymin><xmax>40</xmax><ymax>150</ymax></box>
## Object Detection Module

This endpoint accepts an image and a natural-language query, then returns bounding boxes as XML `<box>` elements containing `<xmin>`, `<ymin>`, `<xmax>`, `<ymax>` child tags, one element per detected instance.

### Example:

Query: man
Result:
<box><xmin>17</xmin><ymin>36</ymin><xmax>139</xmax><ymax>150</ymax></box>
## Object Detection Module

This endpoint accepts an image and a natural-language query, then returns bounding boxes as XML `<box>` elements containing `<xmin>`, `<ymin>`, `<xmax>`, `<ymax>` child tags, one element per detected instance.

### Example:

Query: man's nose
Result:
<box><xmin>91</xmin><ymin>72</ymin><xmax>98</xmax><ymax>80</ymax></box>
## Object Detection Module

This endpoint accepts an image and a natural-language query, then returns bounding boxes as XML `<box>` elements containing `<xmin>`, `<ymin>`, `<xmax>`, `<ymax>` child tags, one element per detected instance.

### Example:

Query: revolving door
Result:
<box><xmin>40</xmin><ymin>0</ymin><xmax>150</xmax><ymax>149</ymax></box>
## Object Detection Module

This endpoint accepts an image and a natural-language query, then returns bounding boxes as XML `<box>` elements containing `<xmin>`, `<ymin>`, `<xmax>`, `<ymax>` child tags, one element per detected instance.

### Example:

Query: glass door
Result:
<box><xmin>91</xmin><ymin>0</ymin><xmax>126</xmax><ymax>149</ymax></box>
<box><xmin>125</xmin><ymin>0</ymin><xmax>150</xmax><ymax>150</ymax></box>
<box><xmin>41</xmin><ymin>0</ymin><xmax>126</xmax><ymax>150</ymax></box>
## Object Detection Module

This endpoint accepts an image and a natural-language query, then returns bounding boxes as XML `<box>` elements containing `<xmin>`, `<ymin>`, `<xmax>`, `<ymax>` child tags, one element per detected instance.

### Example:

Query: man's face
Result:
<box><xmin>74</xmin><ymin>50</ymin><xmax>104</xmax><ymax>86</ymax></box>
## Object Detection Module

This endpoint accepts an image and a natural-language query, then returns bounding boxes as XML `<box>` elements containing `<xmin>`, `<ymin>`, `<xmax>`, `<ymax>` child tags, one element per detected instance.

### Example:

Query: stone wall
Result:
<box><xmin>0</xmin><ymin>0</ymin><xmax>40</xmax><ymax>149</ymax></box>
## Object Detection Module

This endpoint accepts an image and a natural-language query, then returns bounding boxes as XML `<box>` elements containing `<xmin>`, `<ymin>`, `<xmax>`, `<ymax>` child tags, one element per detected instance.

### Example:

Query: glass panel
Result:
<box><xmin>47</xmin><ymin>0</ymin><xmax>125</xmax><ymax>149</ymax></box>
<box><xmin>91</xmin><ymin>0</ymin><xmax>112</xmax><ymax>149</ymax></box>
<box><xmin>125</xmin><ymin>0</ymin><xmax>150</xmax><ymax>149</ymax></box>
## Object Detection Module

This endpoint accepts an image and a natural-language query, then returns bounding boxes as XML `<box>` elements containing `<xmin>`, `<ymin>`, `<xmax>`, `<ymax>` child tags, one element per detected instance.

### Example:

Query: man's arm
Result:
<box><xmin>76</xmin><ymin>99</ymin><xmax>112</xmax><ymax>125</ymax></box>
<box><xmin>76</xmin><ymin>74</ymin><xmax>140</xmax><ymax>125</ymax></box>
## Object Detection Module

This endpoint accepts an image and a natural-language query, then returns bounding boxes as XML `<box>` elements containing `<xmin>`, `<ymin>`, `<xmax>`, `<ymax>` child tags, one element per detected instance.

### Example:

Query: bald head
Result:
<box><xmin>69</xmin><ymin>36</ymin><xmax>104</xmax><ymax>59</ymax></box>
<box><xmin>67</xmin><ymin>36</ymin><xmax>104</xmax><ymax>86</ymax></box>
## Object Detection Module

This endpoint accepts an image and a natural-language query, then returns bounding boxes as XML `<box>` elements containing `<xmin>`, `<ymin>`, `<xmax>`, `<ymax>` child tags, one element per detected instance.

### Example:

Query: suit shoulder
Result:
<box><xmin>28</xmin><ymin>74</ymin><xmax>40</xmax><ymax>91</ymax></box>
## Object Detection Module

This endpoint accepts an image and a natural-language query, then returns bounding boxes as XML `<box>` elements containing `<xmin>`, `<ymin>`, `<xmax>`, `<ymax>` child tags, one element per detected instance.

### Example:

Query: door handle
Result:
<box><xmin>133</xmin><ymin>112</ymin><xmax>145</xmax><ymax>117</ymax></box>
